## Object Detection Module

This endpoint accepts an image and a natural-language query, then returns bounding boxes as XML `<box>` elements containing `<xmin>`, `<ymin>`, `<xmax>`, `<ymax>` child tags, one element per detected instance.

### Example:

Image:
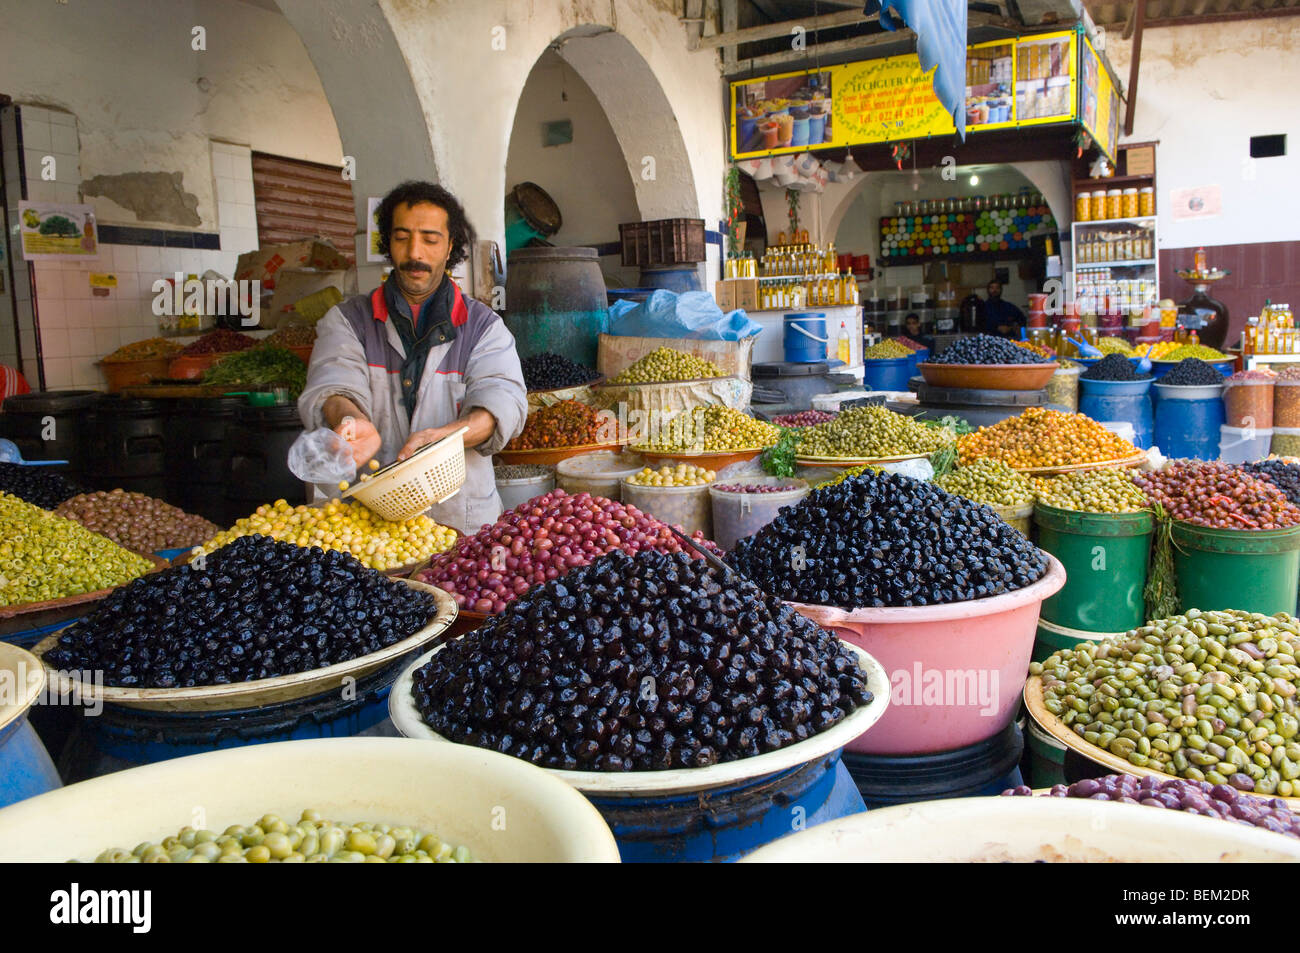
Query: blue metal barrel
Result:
<box><xmin>0</xmin><ymin>644</ymin><xmax>61</xmax><ymax>809</ymax></box>
<box><xmin>59</xmin><ymin>658</ymin><xmax>408</xmax><ymax>783</ymax></box>
<box><xmin>1078</xmin><ymin>377</ymin><xmax>1154</xmax><ymax>449</ymax></box>
<box><xmin>1153</xmin><ymin>382</ymin><xmax>1226</xmax><ymax>460</ymax></box>
<box><xmin>583</xmin><ymin>751</ymin><xmax>864</xmax><ymax>862</ymax></box>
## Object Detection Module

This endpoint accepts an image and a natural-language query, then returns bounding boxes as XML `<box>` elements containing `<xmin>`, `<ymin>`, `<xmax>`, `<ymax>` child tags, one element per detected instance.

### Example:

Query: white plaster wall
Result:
<box><xmin>1105</xmin><ymin>20</ymin><xmax>1300</xmax><ymax>249</ymax></box>
<box><xmin>506</xmin><ymin>50</ymin><xmax>641</xmax><ymax>285</ymax></box>
<box><xmin>0</xmin><ymin>0</ymin><xmax>344</xmax><ymax>233</ymax></box>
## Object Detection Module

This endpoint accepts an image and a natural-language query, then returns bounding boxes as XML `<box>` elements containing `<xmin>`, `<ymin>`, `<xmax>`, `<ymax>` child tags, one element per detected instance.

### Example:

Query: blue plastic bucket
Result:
<box><xmin>863</xmin><ymin>357</ymin><xmax>914</xmax><ymax>391</ymax></box>
<box><xmin>154</xmin><ymin>547</ymin><xmax>189</xmax><ymax>562</ymax></box>
<box><xmin>639</xmin><ymin>266</ymin><xmax>702</xmax><ymax>294</ymax></box>
<box><xmin>583</xmin><ymin>751</ymin><xmax>864</xmax><ymax>862</ymax></box>
<box><xmin>738</xmin><ymin>115</ymin><xmax>757</xmax><ymax>145</ymax></box>
<box><xmin>60</xmin><ymin>659</ymin><xmax>407</xmax><ymax>783</ymax></box>
<box><xmin>791</xmin><ymin>116</ymin><xmax>810</xmax><ymax>147</ymax></box>
<box><xmin>1078</xmin><ymin>377</ymin><xmax>1155</xmax><ymax>449</ymax></box>
<box><xmin>808</xmin><ymin>113</ymin><xmax>827</xmax><ymax>143</ymax></box>
<box><xmin>906</xmin><ymin>347</ymin><xmax>929</xmax><ymax>379</ymax></box>
<box><xmin>784</xmin><ymin>313</ymin><xmax>828</xmax><ymax>362</ymax></box>
<box><xmin>1153</xmin><ymin>382</ymin><xmax>1225</xmax><ymax>460</ymax></box>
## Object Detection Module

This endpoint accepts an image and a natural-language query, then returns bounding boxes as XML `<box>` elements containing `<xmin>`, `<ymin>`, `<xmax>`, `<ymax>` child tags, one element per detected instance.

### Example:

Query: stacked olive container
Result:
<box><xmin>1026</xmin><ymin>467</ymin><xmax>1155</xmax><ymax>786</ymax></box>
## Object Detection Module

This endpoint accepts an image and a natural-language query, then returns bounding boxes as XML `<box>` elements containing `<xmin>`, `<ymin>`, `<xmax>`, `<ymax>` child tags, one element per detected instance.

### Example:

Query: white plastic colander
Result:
<box><xmin>343</xmin><ymin>426</ymin><xmax>469</xmax><ymax>521</ymax></box>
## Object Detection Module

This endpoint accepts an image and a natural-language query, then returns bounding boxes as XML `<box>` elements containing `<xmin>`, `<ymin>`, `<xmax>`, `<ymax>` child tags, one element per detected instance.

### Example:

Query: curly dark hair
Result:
<box><xmin>376</xmin><ymin>181</ymin><xmax>476</xmax><ymax>269</ymax></box>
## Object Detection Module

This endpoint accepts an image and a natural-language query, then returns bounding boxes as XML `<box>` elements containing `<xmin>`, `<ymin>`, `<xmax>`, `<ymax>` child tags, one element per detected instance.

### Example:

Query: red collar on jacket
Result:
<box><xmin>370</xmin><ymin>277</ymin><xmax>468</xmax><ymax>328</ymax></box>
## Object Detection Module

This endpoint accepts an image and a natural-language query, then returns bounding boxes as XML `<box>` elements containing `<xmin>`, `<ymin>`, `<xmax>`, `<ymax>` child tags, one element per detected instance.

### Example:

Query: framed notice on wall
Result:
<box><xmin>366</xmin><ymin>196</ymin><xmax>386</xmax><ymax>264</ymax></box>
<box><xmin>17</xmin><ymin>202</ymin><xmax>99</xmax><ymax>260</ymax></box>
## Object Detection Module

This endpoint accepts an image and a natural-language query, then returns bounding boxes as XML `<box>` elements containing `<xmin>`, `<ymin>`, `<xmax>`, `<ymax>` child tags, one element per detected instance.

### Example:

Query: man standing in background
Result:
<box><xmin>981</xmin><ymin>279</ymin><xmax>1026</xmax><ymax>339</ymax></box>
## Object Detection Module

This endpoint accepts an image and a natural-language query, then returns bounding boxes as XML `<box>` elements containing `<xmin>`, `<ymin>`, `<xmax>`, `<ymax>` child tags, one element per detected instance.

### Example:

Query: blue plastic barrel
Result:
<box><xmin>784</xmin><ymin>313</ymin><xmax>827</xmax><ymax>362</ymax></box>
<box><xmin>1078</xmin><ymin>377</ymin><xmax>1155</xmax><ymax>449</ymax></box>
<box><xmin>808</xmin><ymin>112</ymin><xmax>827</xmax><ymax>143</ymax></box>
<box><xmin>606</xmin><ymin>288</ymin><xmax>657</xmax><ymax>307</ymax></box>
<box><xmin>791</xmin><ymin>115</ymin><xmax>810</xmax><ymax>147</ymax></box>
<box><xmin>1153</xmin><ymin>382</ymin><xmax>1226</xmax><ymax>460</ymax></box>
<box><xmin>60</xmin><ymin>659</ymin><xmax>407</xmax><ymax>783</ymax></box>
<box><xmin>0</xmin><ymin>716</ymin><xmax>62</xmax><ymax>809</ymax></box>
<box><xmin>862</xmin><ymin>357</ymin><xmax>914</xmax><ymax>391</ymax></box>
<box><xmin>583</xmin><ymin>751</ymin><xmax>864</xmax><ymax>862</ymax></box>
<box><xmin>639</xmin><ymin>266</ymin><xmax>702</xmax><ymax>293</ymax></box>
<box><xmin>0</xmin><ymin>644</ymin><xmax>62</xmax><ymax>809</ymax></box>
<box><xmin>906</xmin><ymin>347</ymin><xmax>930</xmax><ymax>379</ymax></box>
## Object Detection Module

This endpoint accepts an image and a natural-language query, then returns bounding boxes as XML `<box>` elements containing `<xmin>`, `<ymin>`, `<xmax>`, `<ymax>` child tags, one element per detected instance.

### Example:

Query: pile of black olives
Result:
<box><xmin>1162</xmin><ymin>357</ymin><xmax>1226</xmax><ymax>386</ymax></box>
<box><xmin>0</xmin><ymin>461</ymin><xmax>84</xmax><ymax>510</ymax></box>
<box><xmin>932</xmin><ymin>334</ymin><xmax>1050</xmax><ymax>365</ymax></box>
<box><xmin>1080</xmin><ymin>353</ymin><xmax>1150</xmax><ymax>381</ymax></box>
<box><xmin>44</xmin><ymin>536</ymin><xmax>440</xmax><ymax>688</ymax></box>
<box><xmin>411</xmin><ymin>549</ymin><xmax>874</xmax><ymax>771</ymax></box>
<box><xmin>730</xmin><ymin>470</ymin><xmax>1049</xmax><ymax>608</ymax></box>
<box><xmin>1245</xmin><ymin>459</ymin><xmax>1300</xmax><ymax>507</ymax></box>
<box><xmin>521</xmin><ymin>352</ymin><xmax>600</xmax><ymax>391</ymax></box>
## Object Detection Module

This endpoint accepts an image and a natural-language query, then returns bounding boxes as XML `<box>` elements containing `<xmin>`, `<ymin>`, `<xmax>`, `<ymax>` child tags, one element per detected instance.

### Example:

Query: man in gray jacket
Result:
<box><xmin>298</xmin><ymin>181</ymin><xmax>527</xmax><ymax>534</ymax></box>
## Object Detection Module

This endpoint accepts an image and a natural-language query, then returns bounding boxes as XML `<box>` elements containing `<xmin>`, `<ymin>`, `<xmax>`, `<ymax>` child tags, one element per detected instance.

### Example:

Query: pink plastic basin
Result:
<box><xmin>788</xmin><ymin>554</ymin><xmax>1065</xmax><ymax>755</ymax></box>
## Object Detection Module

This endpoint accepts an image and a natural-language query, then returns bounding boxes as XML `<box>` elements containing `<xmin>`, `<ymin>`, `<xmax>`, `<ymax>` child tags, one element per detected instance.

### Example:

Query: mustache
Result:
<box><xmin>400</xmin><ymin>261</ymin><xmax>433</xmax><ymax>273</ymax></box>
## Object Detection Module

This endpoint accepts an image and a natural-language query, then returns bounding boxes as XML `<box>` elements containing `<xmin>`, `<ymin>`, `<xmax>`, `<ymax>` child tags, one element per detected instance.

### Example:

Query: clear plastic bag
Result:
<box><xmin>288</xmin><ymin>427</ymin><xmax>356</xmax><ymax>485</ymax></box>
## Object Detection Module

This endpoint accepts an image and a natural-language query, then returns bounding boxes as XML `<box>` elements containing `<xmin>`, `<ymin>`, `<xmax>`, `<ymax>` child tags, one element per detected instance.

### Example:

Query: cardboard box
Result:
<box><xmin>714</xmin><ymin>279</ymin><xmax>735</xmax><ymax>312</ymax></box>
<box><xmin>597</xmin><ymin>333</ymin><xmax>755</xmax><ymax>381</ymax></box>
<box><xmin>715</xmin><ymin>278</ymin><xmax>757</xmax><ymax>313</ymax></box>
<box><xmin>234</xmin><ymin>239</ymin><xmax>351</xmax><ymax>292</ymax></box>
<box><xmin>264</xmin><ymin>268</ymin><xmax>354</xmax><ymax>328</ymax></box>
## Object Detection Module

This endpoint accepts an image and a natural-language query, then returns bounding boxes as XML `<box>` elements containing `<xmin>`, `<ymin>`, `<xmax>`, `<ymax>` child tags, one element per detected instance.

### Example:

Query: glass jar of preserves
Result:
<box><xmin>1121</xmin><ymin>188</ymin><xmax>1139</xmax><ymax>218</ymax></box>
<box><xmin>1139</xmin><ymin>187</ymin><xmax>1155</xmax><ymax>217</ymax></box>
<box><xmin>1106</xmin><ymin>188</ymin><xmax>1122</xmax><ymax>220</ymax></box>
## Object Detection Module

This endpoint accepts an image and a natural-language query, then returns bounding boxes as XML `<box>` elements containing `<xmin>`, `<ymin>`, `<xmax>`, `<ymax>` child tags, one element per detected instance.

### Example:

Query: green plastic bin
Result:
<box><xmin>1025</xmin><ymin>716</ymin><xmax>1067</xmax><ymax>789</ymax></box>
<box><xmin>1034</xmin><ymin>503</ymin><xmax>1154</xmax><ymax>634</ymax></box>
<box><xmin>1171</xmin><ymin>522</ymin><xmax>1300</xmax><ymax>617</ymax></box>
<box><xmin>1032</xmin><ymin>618</ymin><xmax>1126</xmax><ymax>664</ymax></box>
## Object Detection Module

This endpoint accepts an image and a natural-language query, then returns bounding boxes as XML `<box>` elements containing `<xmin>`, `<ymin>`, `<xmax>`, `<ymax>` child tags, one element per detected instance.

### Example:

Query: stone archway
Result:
<box><xmin>273</xmin><ymin>0</ymin><xmax>441</xmax><ymax>284</ymax></box>
<box><xmin>273</xmin><ymin>1</ymin><xmax>721</xmax><ymax>282</ymax></box>
<box><xmin>542</xmin><ymin>27</ymin><xmax>700</xmax><ymax>222</ymax></box>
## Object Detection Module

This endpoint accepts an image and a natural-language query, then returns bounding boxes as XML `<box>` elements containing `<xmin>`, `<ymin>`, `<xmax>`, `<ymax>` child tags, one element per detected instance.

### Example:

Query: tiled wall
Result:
<box><xmin>3</xmin><ymin>111</ymin><xmax>261</xmax><ymax>390</ymax></box>
<box><xmin>1159</xmin><ymin>242</ymin><xmax>1300</xmax><ymax>345</ymax></box>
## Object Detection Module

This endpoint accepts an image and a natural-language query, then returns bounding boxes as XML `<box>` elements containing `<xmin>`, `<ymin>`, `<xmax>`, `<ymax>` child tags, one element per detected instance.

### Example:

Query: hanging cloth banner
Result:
<box><xmin>865</xmin><ymin>0</ymin><xmax>968</xmax><ymax>139</ymax></box>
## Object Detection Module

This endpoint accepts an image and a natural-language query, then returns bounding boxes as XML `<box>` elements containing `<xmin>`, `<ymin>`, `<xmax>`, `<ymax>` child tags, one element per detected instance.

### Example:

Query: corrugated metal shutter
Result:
<box><xmin>251</xmin><ymin>152</ymin><xmax>357</xmax><ymax>262</ymax></box>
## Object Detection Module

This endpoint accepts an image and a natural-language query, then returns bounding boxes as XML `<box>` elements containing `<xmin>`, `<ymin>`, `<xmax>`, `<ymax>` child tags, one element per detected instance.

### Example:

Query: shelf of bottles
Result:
<box><xmin>1244</xmin><ymin>302</ymin><xmax>1298</xmax><ymax>356</ymax></box>
<box><xmin>757</xmin><ymin>242</ymin><xmax>861</xmax><ymax>310</ymax></box>
<box><xmin>1070</xmin><ymin>215</ymin><xmax>1159</xmax><ymax>320</ymax></box>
